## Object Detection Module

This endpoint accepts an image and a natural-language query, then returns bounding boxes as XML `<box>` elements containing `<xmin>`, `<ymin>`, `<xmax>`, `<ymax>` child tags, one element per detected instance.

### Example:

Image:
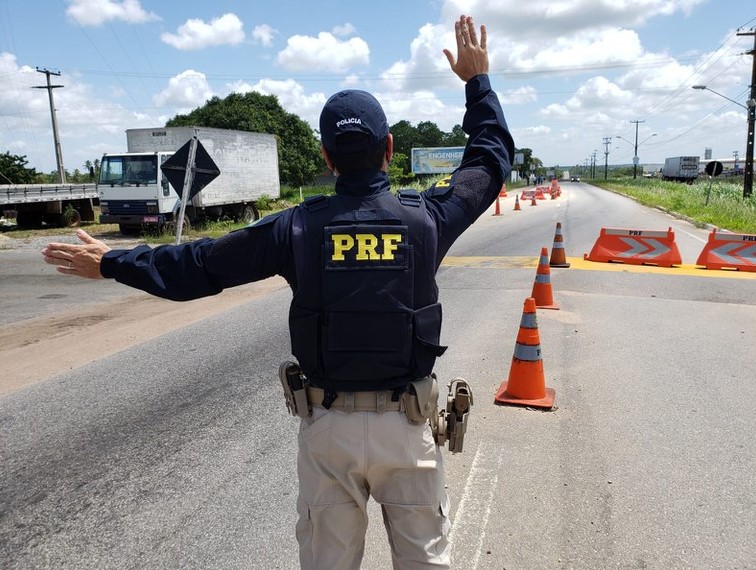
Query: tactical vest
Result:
<box><xmin>289</xmin><ymin>189</ymin><xmax>447</xmax><ymax>392</ymax></box>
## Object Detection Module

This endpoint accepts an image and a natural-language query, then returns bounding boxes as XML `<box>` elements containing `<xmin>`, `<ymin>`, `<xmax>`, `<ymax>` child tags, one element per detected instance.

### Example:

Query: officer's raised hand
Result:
<box><xmin>443</xmin><ymin>15</ymin><xmax>488</xmax><ymax>83</ymax></box>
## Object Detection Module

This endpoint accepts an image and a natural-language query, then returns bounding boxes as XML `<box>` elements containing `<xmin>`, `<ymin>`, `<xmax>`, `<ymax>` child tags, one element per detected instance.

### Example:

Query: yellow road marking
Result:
<box><xmin>441</xmin><ymin>256</ymin><xmax>756</xmax><ymax>280</ymax></box>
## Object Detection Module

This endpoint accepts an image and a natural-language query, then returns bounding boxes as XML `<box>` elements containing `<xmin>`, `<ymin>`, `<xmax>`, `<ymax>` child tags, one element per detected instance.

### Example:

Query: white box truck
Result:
<box><xmin>661</xmin><ymin>156</ymin><xmax>699</xmax><ymax>182</ymax></box>
<box><xmin>98</xmin><ymin>127</ymin><xmax>280</xmax><ymax>234</ymax></box>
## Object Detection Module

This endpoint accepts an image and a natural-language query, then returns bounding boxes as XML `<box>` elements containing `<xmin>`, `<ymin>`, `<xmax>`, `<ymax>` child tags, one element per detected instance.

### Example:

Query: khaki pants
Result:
<box><xmin>296</xmin><ymin>406</ymin><xmax>450</xmax><ymax>569</ymax></box>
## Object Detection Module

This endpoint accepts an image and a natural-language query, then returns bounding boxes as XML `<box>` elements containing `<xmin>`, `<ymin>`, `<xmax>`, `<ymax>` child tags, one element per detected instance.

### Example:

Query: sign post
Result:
<box><xmin>160</xmin><ymin>131</ymin><xmax>220</xmax><ymax>244</ymax></box>
<box><xmin>704</xmin><ymin>160</ymin><xmax>724</xmax><ymax>206</ymax></box>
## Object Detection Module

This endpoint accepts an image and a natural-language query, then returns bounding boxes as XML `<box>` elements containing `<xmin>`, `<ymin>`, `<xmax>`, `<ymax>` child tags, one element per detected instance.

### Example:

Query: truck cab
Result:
<box><xmin>98</xmin><ymin>152</ymin><xmax>180</xmax><ymax>234</ymax></box>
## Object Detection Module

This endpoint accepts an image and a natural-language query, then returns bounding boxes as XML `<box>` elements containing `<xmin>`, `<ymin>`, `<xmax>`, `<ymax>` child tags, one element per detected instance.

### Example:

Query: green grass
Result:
<box><xmin>591</xmin><ymin>177</ymin><xmax>756</xmax><ymax>233</ymax></box>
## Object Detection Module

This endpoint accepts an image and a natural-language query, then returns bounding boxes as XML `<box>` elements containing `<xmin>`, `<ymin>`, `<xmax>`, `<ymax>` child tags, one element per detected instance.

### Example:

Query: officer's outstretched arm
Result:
<box><xmin>443</xmin><ymin>15</ymin><xmax>489</xmax><ymax>83</ymax></box>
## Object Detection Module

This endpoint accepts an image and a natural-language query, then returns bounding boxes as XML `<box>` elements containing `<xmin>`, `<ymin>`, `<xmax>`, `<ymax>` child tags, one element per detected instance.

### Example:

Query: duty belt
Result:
<box><xmin>306</xmin><ymin>386</ymin><xmax>406</xmax><ymax>413</ymax></box>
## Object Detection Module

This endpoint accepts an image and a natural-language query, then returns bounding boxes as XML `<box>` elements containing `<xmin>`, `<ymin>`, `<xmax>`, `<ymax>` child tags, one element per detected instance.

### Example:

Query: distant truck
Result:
<box><xmin>98</xmin><ymin>127</ymin><xmax>280</xmax><ymax>235</ymax></box>
<box><xmin>1</xmin><ymin>184</ymin><xmax>97</xmax><ymax>228</ymax></box>
<box><xmin>661</xmin><ymin>156</ymin><xmax>699</xmax><ymax>182</ymax></box>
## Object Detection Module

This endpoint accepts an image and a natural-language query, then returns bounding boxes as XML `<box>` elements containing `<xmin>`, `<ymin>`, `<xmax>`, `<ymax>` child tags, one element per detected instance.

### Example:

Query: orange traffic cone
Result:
<box><xmin>549</xmin><ymin>222</ymin><xmax>570</xmax><ymax>268</ymax></box>
<box><xmin>530</xmin><ymin>195</ymin><xmax>538</xmax><ymax>206</ymax></box>
<box><xmin>513</xmin><ymin>195</ymin><xmax>521</xmax><ymax>211</ymax></box>
<box><xmin>493</xmin><ymin>196</ymin><xmax>502</xmax><ymax>216</ymax></box>
<box><xmin>494</xmin><ymin>297</ymin><xmax>555</xmax><ymax>409</ymax></box>
<box><xmin>499</xmin><ymin>183</ymin><xmax>508</xmax><ymax>198</ymax></box>
<box><xmin>531</xmin><ymin>247</ymin><xmax>559</xmax><ymax>309</ymax></box>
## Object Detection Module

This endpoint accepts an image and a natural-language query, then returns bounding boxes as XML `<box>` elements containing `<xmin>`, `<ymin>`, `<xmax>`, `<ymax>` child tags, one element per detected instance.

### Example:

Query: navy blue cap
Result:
<box><xmin>319</xmin><ymin>90</ymin><xmax>389</xmax><ymax>154</ymax></box>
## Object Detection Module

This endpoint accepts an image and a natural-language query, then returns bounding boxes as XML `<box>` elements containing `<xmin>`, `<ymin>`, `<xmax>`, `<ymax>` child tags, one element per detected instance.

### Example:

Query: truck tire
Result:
<box><xmin>61</xmin><ymin>209</ymin><xmax>82</xmax><ymax>228</ymax></box>
<box><xmin>235</xmin><ymin>204</ymin><xmax>258</xmax><ymax>224</ymax></box>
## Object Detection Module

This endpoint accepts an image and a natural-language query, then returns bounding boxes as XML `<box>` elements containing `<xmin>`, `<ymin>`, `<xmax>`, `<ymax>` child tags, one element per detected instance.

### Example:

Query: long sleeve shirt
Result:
<box><xmin>100</xmin><ymin>74</ymin><xmax>515</xmax><ymax>301</ymax></box>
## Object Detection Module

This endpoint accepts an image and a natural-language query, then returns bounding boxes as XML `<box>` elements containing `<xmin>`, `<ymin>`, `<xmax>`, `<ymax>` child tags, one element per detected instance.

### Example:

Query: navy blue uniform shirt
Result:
<box><xmin>101</xmin><ymin>74</ymin><xmax>515</xmax><ymax>303</ymax></box>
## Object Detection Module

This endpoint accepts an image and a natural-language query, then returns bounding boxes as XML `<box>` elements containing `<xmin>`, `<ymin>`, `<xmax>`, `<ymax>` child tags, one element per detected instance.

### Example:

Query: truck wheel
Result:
<box><xmin>61</xmin><ymin>209</ymin><xmax>81</xmax><ymax>227</ymax></box>
<box><xmin>236</xmin><ymin>204</ymin><xmax>258</xmax><ymax>224</ymax></box>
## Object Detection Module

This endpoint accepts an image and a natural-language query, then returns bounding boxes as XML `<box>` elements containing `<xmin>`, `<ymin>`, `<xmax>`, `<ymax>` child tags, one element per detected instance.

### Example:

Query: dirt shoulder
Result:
<box><xmin>0</xmin><ymin>276</ymin><xmax>288</xmax><ymax>396</ymax></box>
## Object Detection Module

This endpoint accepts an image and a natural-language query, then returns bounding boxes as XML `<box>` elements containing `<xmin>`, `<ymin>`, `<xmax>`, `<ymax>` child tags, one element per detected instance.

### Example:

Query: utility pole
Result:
<box><xmin>737</xmin><ymin>28</ymin><xmax>755</xmax><ymax>198</ymax></box>
<box><xmin>591</xmin><ymin>150</ymin><xmax>597</xmax><ymax>179</ymax></box>
<box><xmin>33</xmin><ymin>68</ymin><xmax>66</xmax><ymax>184</ymax></box>
<box><xmin>630</xmin><ymin>119</ymin><xmax>645</xmax><ymax>179</ymax></box>
<box><xmin>603</xmin><ymin>137</ymin><xmax>611</xmax><ymax>180</ymax></box>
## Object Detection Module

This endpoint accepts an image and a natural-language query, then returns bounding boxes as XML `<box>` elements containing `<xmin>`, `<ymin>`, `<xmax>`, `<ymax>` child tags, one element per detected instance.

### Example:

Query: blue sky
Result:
<box><xmin>1</xmin><ymin>0</ymin><xmax>754</xmax><ymax>177</ymax></box>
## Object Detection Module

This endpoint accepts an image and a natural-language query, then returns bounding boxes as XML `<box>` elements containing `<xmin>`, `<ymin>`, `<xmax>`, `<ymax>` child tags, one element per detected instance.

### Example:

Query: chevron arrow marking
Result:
<box><xmin>617</xmin><ymin>237</ymin><xmax>671</xmax><ymax>259</ymax></box>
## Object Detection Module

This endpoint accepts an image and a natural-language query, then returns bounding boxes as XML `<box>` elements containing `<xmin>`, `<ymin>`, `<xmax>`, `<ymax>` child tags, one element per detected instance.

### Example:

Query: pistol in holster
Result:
<box><xmin>434</xmin><ymin>378</ymin><xmax>473</xmax><ymax>454</ymax></box>
<box><xmin>279</xmin><ymin>361</ymin><xmax>311</xmax><ymax>418</ymax></box>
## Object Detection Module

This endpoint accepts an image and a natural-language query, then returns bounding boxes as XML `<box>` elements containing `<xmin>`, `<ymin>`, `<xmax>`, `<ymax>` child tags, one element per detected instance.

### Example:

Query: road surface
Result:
<box><xmin>1</xmin><ymin>183</ymin><xmax>754</xmax><ymax>569</ymax></box>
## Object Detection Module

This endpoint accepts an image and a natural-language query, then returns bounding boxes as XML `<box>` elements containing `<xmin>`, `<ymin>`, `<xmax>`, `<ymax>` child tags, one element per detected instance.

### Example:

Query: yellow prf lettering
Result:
<box><xmin>331</xmin><ymin>234</ymin><xmax>354</xmax><ymax>260</ymax></box>
<box><xmin>381</xmin><ymin>234</ymin><xmax>402</xmax><ymax>260</ymax></box>
<box><xmin>356</xmin><ymin>234</ymin><xmax>379</xmax><ymax>260</ymax></box>
<box><xmin>331</xmin><ymin>232</ymin><xmax>404</xmax><ymax>261</ymax></box>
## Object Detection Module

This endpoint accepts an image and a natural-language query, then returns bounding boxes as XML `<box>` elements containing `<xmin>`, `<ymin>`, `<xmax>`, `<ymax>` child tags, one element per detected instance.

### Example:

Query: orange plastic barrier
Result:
<box><xmin>531</xmin><ymin>247</ymin><xmax>559</xmax><ymax>309</ymax></box>
<box><xmin>695</xmin><ymin>229</ymin><xmax>756</xmax><ymax>272</ymax></box>
<box><xmin>494</xmin><ymin>297</ymin><xmax>555</xmax><ymax>410</ymax></box>
<box><xmin>549</xmin><ymin>222</ymin><xmax>570</xmax><ymax>268</ymax></box>
<box><xmin>521</xmin><ymin>187</ymin><xmax>546</xmax><ymax>201</ymax></box>
<box><xmin>584</xmin><ymin>227</ymin><xmax>682</xmax><ymax>267</ymax></box>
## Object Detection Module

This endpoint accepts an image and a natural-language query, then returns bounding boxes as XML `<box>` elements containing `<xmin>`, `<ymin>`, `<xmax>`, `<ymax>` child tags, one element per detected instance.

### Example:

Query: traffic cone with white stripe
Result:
<box><xmin>514</xmin><ymin>195</ymin><xmax>521</xmax><ymax>211</ymax></box>
<box><xmin>494</xmin><ymin>297</ymin><xmax>555</xmax><ymax>409</ymax></box>
<box><xmin>549</xmin><ymin>222</ymin><xmax>570</xmax><ymax>268</ymax></box>
<box><xmin>531</xmin><ymin>247</ymin><xmax>559</xmax><ymax>309</ymax></box>
<box><xmin>493</xmin><ymin>196</ymin><xmax>502</xmax><ymax>216</ymax></box>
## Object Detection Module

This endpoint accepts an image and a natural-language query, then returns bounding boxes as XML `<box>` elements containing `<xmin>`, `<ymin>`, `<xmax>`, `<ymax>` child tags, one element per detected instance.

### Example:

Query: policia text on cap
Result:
<box><xmin>41</xmin><ymin>14</ymin><xmax>514</xmax><ymax>570</ymax></box>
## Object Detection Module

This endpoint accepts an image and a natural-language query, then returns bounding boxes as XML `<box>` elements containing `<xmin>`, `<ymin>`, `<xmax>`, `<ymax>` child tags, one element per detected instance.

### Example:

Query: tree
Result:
<box><xmin>442</xmin><ymin>125</ymin><xmax>467</xmax><ymax>147</ymax></box>
<box><xmin>389</xmin><ymin>120</ymin><xmax>419</xmax><ymax>158</ymax></box>
<box><xmin>0</xmin><ymin>152</ymin><xmax>37</xmax><ymax>184</ymax></box>
<box><xmin>166</xmin><ymin>92</ymin><xmax>322</xmax><ymax>186</ymax></box>
<box><xmin>514</xmin><ymin>148</ymin><xmax>543</xmax><ymax>178</ymax></box>
<box><xmin>387</xmin><ymin>152</ymin><xmax>415</xmax><ymax>187</ymax></box>
<box><xmin>416</xmin><ymin>121</ymin><xmax>444</xmax><ymax>148</ymax></box>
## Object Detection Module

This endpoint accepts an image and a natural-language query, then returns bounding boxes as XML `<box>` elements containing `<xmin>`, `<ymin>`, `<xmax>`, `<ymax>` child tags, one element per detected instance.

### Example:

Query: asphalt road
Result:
<box><xmin>1</xmin><ymin>183</ymin><xmax>755</xmax><ymax>569</ymax></box>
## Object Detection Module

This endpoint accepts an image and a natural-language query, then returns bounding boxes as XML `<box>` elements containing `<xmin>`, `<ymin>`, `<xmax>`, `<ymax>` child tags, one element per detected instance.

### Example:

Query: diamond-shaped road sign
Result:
<box><xmin>160</xmin><ymin>138</ymin><xmax>220</xmax><ymax>200</ymax></box>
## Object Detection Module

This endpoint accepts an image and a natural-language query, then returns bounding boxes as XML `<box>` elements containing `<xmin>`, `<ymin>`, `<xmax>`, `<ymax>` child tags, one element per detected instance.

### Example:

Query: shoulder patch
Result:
<box><xmin>397</xmin><ymin>189</ymin><xmax>422</xmax><ymax>207</ymax></box>
<box><xmin>425</xmin><ymin>174</ymin><xmax>454</xmax><ymax>198</ymax></box>
<box><xmin>302</xmin><ymin>194</ymin><xmax>329</xmax><ymax>212</ymax></box>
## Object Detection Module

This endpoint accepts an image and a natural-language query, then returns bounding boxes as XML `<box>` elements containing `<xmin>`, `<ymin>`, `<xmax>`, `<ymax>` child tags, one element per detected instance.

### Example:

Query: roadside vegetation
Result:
<box><xmin>591</xmin><ymin>176</ymin><xmax>756</xmax><ymax>233</ymax></box>
<box><xmin>2</xmin><ymin>175</ymin><xmax>752</xmax><ymax>243</ymax></box>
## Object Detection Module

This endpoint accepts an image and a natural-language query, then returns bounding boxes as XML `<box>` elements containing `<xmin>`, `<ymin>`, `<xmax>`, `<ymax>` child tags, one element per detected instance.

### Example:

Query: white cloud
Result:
<box><xmin>500</xmin><ymin>86</ymin><xmax>538</xmax><ymax>105</ymax></box>
<box><xmin>276</xmin><ymin>33</ymin><xmax>369</xmax><ymax>73</ymax></box>
<box><xmin>440</xmin><ymin>0</ymin><xmax>706</xmax><ymax>38</ymax></box>
<box><xmin>225</xmin><ymin>79</ymin><xmax>327</xmax><ymax>130</ymax></box>
<box><xmin>252</xmin><ymin>24</ymin><xmax>276</xmax><ymax>47</ymax></box>
<box><xmin>380</xmin><ymin>23</ymin><xmax>457</xmax><ymax>92</ymax></box>
<box><xmin>0</xmin><ymin>52</ymin><xmax>159</xmax><ymax>172</ymax></box>
<box><xmin>332</xmin><ymin>23</ymin><xmax>357</xmax><ymax>37</ymax></box>
<box><xmin>153</xmin><ymin>70</ymin><xmax>214</xmax><ymax>111</ymax></box>
<box><xmin>66</xmin><ymin>0</ymin><xmax>159</xmax><ymax>27</ymax></box>
<box><xmin>161</xmin><ymin>14</ymin><xmax>245</xmax><ymax>51</ymax></box>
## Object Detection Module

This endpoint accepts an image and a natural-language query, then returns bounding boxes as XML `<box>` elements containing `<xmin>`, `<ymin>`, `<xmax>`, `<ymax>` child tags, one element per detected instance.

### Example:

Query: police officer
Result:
<box><xmin>42</xmin><ymin>14</ymin><xmax>514</xmax><ymax>569</ymax></box>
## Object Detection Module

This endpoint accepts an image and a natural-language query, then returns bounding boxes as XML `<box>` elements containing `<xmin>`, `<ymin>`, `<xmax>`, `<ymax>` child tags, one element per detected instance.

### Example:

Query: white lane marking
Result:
<box><xmin>449</xmin><ymin>442</ymin><xmax>504</xmax><ymax>568</ymax></box>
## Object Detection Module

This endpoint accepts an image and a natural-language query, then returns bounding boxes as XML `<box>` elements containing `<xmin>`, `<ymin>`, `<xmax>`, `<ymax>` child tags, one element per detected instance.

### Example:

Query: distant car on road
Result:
<box><xmin>571</xmin><ymin>176</ymin><xmax>580</xmax><ymax>182</ymax></box>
